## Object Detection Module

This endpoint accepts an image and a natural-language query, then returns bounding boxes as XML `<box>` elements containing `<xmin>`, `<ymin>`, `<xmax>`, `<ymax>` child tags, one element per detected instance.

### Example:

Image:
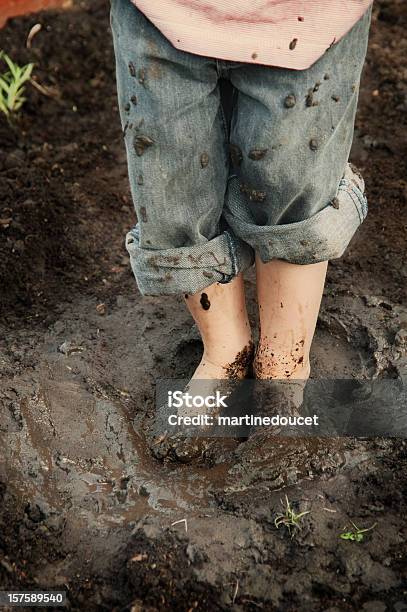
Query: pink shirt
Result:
<box><xmin>133</xmin><ymin>0</ymin><xmax>373</xmax><ymax>70</ymax></box>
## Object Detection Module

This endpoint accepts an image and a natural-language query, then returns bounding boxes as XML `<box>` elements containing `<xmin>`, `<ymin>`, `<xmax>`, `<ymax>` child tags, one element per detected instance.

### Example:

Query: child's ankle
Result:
<box><xmin>253</xmin><ymin>346</ymin><xmax>310</xmax><ymax>381</ymax></box>
<box><xmin>197</xmin><ymin>338</ymin><xmax>254</xmax><ymax>379</ymax></box>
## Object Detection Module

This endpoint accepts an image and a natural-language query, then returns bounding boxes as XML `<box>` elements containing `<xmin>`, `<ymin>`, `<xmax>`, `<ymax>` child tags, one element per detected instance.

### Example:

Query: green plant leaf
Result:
<box><xmin>3</xmin><ymin>54</ymin><xmax>19</xmax><ymax>79</ymax></box>
<box><xmin>0</xmin><ymin>53</ymin><xmax>35</xmax><ymax>117</ymax></box>
<box><xmin>0</xmin><ymin>96</ymin><xmax>9</xmax><ymax>116</ymax></box>
<box><xmin>22</xmin><ymin>63</ymin><xmax>34</xmax><ymax>81</ymax></box>
<box><xmin>0</xmin><ymin>76</ymin><xmax>10</xmax><ymax>93</ymax></box>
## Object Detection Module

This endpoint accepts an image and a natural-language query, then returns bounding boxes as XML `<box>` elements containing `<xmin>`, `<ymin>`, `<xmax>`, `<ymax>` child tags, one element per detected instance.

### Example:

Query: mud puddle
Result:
<box><xmin>1</xmin><ymin>286</ymin><xmax>372</xmax><ymax>516</ymax></box>
<box><xmin>1</xmin><ymin>281</ymin><xmax>404</xmax><ymax>608</ymax></box>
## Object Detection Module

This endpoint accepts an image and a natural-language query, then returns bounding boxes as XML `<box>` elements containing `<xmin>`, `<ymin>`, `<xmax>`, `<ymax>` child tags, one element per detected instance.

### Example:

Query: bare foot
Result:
<box><xmin>148</xmin><ymin>341</ymin><xmax>254</xmax><ymax>463</ymax></box>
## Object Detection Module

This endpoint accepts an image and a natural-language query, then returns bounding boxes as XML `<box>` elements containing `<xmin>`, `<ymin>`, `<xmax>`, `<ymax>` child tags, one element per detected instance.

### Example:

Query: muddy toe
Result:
<box><xmin>170</xmin><ymin>437</ymin><xmax>210</xmax><ymax>463</ymax></box>
<box><xmin>148</xmin><ymin>432</ymin><xmax>180</xmax><ymax>461</ymax></box>
<box><xmin>148</xmin><ymin>430</ymin><xmax>209</xmax><ymax>463</ymax></box>
<box><xmin>149</xmin><ymin>431</ymin><xmax>239</xmax><ymax>464</ymax></box>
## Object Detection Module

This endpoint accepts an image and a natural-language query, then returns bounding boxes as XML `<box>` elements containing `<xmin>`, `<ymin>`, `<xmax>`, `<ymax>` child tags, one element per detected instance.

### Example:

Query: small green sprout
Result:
<box><xmin>0</xmin><ymin>51</ymin><xmax>34</xmax><ymax>118</ymax></box>
<box><xmin>274</xmin><ymin>495</ymin><xmax>310</xmax><ymax>538</ymax></box>
<box><xmin>340</xmin><ymin>521</ymin><xmax>377</xmax><ymax>543</ymax></box>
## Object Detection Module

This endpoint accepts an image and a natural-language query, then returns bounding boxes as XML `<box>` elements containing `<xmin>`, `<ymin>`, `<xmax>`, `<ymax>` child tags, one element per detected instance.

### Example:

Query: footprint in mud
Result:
<box><xmin>228</xmin><ymin>436</ymin><xmax>366</xmax><ymax>492</ymax></box>
<box><xmin>170</xmin><ymin>335</ymin><xmax>203</xmax><ymax>379</ymax></box>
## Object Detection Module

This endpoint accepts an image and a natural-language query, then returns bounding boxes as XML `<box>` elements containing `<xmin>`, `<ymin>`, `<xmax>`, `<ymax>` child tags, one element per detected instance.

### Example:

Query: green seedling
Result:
<box><xmin>0</xmin><ymin>51</ymin><xmax>34</xmax><ymax>118</ymax></box>
<box><xmin>340</xmin><ymin>521</ymin><xmax>377</xmax><ymax>543</ymax></box>
<box><xmin>274</xmin><ymin>495</ymin><xmax>310</xmax><ymax>538</ymax></box>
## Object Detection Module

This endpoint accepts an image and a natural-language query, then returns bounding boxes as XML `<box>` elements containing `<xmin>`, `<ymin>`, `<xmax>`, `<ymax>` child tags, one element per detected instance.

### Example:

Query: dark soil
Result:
<box><xmin>0</xmin><ymin>1</ymin><xmax>407</xmax><ymax>610</ymax></box>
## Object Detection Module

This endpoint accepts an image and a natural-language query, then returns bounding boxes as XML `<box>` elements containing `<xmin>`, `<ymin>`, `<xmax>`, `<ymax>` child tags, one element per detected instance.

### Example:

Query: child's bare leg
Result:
<box><xmin>254</xmin><ymin>257</ymin><xmax>328</xmax><ymax>381</ymax></box>
<box><xmin>184</xmin><ymin>273</ymin><xmax>253</xmax><ymax>380</ymax></box>
<box><xmin>148</xmin><ymin>275</ymin><xmax>252</xmax><ymax>463</ymax></box>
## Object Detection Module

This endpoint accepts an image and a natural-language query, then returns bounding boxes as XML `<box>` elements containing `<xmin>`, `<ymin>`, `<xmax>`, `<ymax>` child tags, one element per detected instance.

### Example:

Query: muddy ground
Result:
<box><xmin>0</xmin><ymin>1</ymin><xmax>406</xmax><ymax>610</ymax></box>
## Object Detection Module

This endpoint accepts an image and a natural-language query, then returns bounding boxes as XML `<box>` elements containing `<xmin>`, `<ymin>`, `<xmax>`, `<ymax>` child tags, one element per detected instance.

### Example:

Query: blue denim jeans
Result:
<box><xmin>110</xmin><ymin>0</ymin><xmax>371</xmax><ymax>296</ymax></box>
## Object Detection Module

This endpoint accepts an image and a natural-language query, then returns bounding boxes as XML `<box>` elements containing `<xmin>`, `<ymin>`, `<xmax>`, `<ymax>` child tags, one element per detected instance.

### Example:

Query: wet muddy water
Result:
<box><xmin>0</xmin><ymin>282</ymin><xmax>391</xmax><ymax>530</ymax></box>
<box><xmin>1</xmin><ymin>285</ymin><xmax>405</xmax><ymax>607</ymax></box>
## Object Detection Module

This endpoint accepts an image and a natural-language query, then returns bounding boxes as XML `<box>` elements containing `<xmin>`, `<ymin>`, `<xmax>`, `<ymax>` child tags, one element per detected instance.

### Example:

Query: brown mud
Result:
<box><xmin>224</xmin><ymin>341</ymin><xmax>255</xmax><ymax>380</ymax></box>
<box><xmin>0</xmin><ymin>1</ymin><xmax>407</xmax><ymax>610</ymax></box>
<box><xmin>200</xmin><ymin>293</ymin><xmax>211</xmax><ymax>311</ymax></box>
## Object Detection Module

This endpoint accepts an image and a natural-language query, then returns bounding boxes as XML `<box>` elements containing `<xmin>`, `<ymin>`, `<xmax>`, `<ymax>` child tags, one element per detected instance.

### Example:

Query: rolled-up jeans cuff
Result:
<box><xmin>125</xmin><ymin>228</ymin><xmax>254</xmax><ymax>296</ymax></box>
<box><xmin>224</xmin><ymin>165</ymin><xmax>368</xmax><ymax>265</ymax></box>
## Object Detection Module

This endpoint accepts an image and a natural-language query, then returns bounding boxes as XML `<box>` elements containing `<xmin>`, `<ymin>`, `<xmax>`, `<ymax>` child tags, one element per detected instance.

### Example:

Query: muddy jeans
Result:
<box><xmin>110</xmin><ymin>0</ymin><xmax>371</xmax><ymax>296</ymax></box>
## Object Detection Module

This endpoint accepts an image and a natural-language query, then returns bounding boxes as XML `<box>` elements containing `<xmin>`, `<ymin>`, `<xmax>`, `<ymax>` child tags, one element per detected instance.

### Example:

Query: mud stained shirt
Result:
<box><xmin>132</xmin><ymin>0</ymin><xmax>373</xmax><ymax>70</ymax></box>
